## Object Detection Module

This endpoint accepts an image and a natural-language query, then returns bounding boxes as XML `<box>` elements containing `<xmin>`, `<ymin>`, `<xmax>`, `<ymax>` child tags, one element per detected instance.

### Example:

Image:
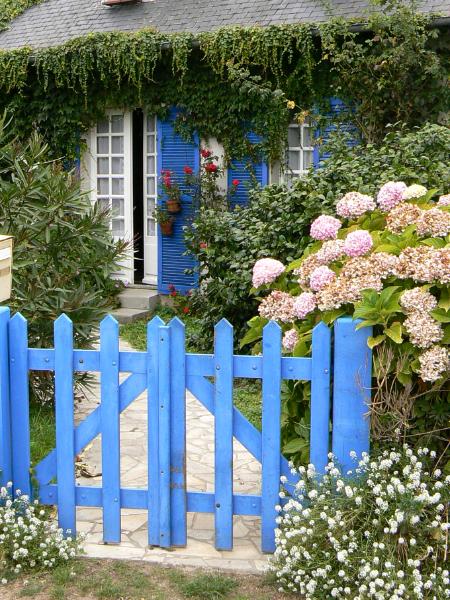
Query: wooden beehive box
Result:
<box><xmin>0</xmin><ymin>235</ymin><xmax>13</xmax><ymax>302</ymax></box>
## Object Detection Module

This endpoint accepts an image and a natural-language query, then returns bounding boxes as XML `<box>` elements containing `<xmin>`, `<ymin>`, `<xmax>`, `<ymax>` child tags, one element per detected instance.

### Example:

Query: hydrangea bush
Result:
<box><xmin>0</xmin><ymin>484</ymin><xmax>83</xmax><ymax>582</ymax></box>
<box><xmin>273</xmin><ymin>446</ymin><xmax>450</xmax><ymax>599</ymax></box>
<box><xmin>244</xmin><ymin>183</ymin><xmax>450</xmax><ymax>462</ymax></box>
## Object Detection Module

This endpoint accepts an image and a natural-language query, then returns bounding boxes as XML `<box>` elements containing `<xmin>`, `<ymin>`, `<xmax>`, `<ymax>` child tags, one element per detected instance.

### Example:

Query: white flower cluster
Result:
<box><xmin>273</xmin><ymin>447</ymin><xmax>450</xmax><ymax>599</ymax></box>
<box><xmin>0</xmin><ymin>484</ymin><xmax>83</xmax><ymax>581</ymax></box>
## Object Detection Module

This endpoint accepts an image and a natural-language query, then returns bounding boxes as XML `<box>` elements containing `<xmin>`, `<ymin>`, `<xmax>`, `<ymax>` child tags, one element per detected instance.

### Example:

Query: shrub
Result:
<box><xmin>0</xmin><ymin>118</ymin><xmax>127</xmax><ymax>402</ymax></box>
<box><xmin>243</xmin><ymin>181</ymin><xmax>450</xmax><ymax>465</ymax></box>
<box><xmin>185</xmin><ymin>124</ymin><xmax>450</xmax><ymax>347</ymax></box>
<box><xmin>273</xmin><ymin>446</ymin><xmax>450</xmax><ymax>599</ymax></box>
<box><xmin>0</xmin><ymin>484</ymin><xmax>83</xmax><ymax>581</ymax></box>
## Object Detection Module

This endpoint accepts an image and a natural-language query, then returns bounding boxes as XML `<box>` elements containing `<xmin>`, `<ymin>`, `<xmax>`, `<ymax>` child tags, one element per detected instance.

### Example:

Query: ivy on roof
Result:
<box><xmin>0</xmin><ymin>0</ymin><xmax>42</xmax><ymax>31</ymax></box>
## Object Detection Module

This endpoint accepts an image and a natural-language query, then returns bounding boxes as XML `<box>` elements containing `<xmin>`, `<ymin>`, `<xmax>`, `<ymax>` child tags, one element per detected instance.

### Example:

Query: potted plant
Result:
<box><xmin>160</xmin><ymin>170</ymin><xmax>182</xmax><ymax>213</ymax></box>
<box><xmin>154</xmin><ymin>206</ymin><xmax>175</xmax><ymax>235</ymax></box>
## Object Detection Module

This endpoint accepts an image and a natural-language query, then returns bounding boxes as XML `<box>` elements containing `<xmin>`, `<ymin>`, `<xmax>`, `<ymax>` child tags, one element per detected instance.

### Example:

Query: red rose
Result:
<box><xmin>170</xmin><ymin>291</ymin><xmax>177</xmax><ymax>297</ymax></box>
<box><xmin>183</xmin><ymin>165</ymin><xmax>193</xmax><ymax>175</ymax></box>
<box><xmin>204</xmin><ymin>163</ymin><xmax>217</xmax><ymax>173</ymax></box>
<box><xmin>161</xmin><ymin>169</ymin><xmax>170</xmax><ymax>176</ymax></box>
<box><xmin>163</xmin><ymin>176</ymin><xmax>171</xmax><ymax>187</ymax></box>
<box><xmin>183</xmin><ymin>306</ymin><xmax>190</xmax><ymax>314</ymax></box>
<box><xmin>232</xmin><ymin>179</ymin><xmax>240</xmax><ymax>186</ymax></box>
<box><xmin>199</xmin><ymin>241</ymin><xmax>208</xmax><ymax>249</ymax></box>
<box><xmin>201</xmin><ymin>148</ymin><xmax>212</xmax><ymax>158</ymax></box>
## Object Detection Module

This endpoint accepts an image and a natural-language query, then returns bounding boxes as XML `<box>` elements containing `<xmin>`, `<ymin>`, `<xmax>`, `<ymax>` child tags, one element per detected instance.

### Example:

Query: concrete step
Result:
<box><xmin>118</xmin><ymin>288</ymin><xmax>159</xmax><ymax>310</ymax></box>
<box><xmin>112</xmin><ymin>307</ymin><xmax>152</xmax><ymax>324</ymax></box>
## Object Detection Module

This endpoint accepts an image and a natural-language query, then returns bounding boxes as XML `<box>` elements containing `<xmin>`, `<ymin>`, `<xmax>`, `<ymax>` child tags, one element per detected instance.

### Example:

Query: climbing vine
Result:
<box><xmin>0</xmin><ymin>0</ymin><xmax>447</xmax><ymax>160</ymax></box>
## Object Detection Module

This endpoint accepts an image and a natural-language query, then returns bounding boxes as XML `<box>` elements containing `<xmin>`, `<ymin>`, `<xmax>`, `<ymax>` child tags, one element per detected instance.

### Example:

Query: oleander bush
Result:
<box><xmin>0</xmin><ymin>484</ymin><xmax>83</xmax><ymax>582</ymax></box>
<box><xmin>243</xmin><ymin>180</ymin><xmax>450</xmax><ymax>466</ymax></box>
<box><xmin>273</xmin><ymin>446</ymin><xmax>450</xmax><ymax>599</ymax></box>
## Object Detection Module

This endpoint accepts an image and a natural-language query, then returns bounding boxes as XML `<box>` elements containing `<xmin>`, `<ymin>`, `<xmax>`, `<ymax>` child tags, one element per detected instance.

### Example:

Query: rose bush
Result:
<box><xmin>243</xmin><ymin>183</ymin><xmax>450</xmax><ymax>466</ymax></box>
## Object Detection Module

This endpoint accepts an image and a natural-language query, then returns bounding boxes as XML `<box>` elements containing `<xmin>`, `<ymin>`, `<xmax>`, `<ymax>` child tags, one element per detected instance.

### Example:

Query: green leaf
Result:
<box><xmin>367</xmin><ymin>334</ymin><xmax>386</xmax><ymax>348</ymax></box>
<box><xmin>282</xmin><ymin>438</ymin><xmax>309</xmax><ymax>454</ymax></box>
<box><xmin>438</xmin><ymin>288</ymin><xmax>450</xmax><ymax>311</ymax></box>
<box><xmin>384</xmin><ymin>321</ymin><xmax>403</xmax><ymax>343</ymax></box>
<box><xmin>430</xmin><ymin>308</ymin><xmax>450</xmax><ymax>323</ymax></box>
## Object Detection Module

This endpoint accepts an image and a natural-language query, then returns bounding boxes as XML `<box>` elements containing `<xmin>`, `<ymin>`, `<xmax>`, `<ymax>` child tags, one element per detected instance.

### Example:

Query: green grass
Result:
<box><xmin>29</xmin><ymin>401</ymin><xmax>56</xmax><ymax>466</ymax></box>
<box><xmin>170</xmin><ymin>571</ymin><xmax>239</xmax><ymax>599</ymax></box>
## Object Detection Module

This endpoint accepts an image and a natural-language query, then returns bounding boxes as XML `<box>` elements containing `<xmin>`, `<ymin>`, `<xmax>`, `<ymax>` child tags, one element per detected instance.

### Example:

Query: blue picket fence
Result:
<box><xmin>0</xmin><ymin>306</ymin><xmax>372</xmax><ymax>553</ymax></box>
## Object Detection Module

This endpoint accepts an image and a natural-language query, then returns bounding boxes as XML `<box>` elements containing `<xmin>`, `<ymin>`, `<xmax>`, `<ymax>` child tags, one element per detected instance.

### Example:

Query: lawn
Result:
<box><xmin>1</xmin><ymin>559</ymin><xmax>289</xmax><ymax>600</ymax></box>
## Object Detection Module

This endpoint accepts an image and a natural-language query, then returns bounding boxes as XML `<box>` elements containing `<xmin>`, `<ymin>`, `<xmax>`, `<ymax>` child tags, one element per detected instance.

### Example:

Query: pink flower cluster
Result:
<box><xmin>252</xmin><ymin>258</ymin><xmax>285</xmax><ymax>288</ymax></box>
<box><xmin>282</xmin><ymin>328</ymin><xmax>299</xmax><ymax>352</ymax></box>
<box><xmin>293</xmin><ymin>292</ymin><xmax>316</xmax><ymax>319</ymax></box>
<box><xmin>316</xmin><ymin>239</ymin><xmax>345</xmax><ymax>263</ymax></box>
<box><xmin>336</xmin><ymin>192</ymin><xmax>375</xmax><ymax>219</ymax></box>
<box><xmin>258</xmin><ymin>291</ymin><xmax>294</xmax><ymax>323</ymax></box>
<box><xmin>310</xmin><ymin>215</ymin><xmax>341</xmax><ymax>241</ymax></box>
<box><xmin>343</xmin><ymin>230</ymin><xmax>373</xmax><ymax>257</ymax></box>
<box><xmin>437</xmin><ymin>194</ymin><xmax>450</xmax><ymax>206</ymax></box>
<box><xmin>376</xmin><ymin>181</ymin><xmax>407</xmax><ymax>212</ymax></box>
<box><xmin>309</xmin><ymin>265</ymin><xmax>336</xmax><ymax>291</ymax></box>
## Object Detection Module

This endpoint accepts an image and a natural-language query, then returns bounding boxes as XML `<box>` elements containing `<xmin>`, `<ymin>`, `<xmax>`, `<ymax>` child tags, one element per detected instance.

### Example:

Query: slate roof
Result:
<box><xmin>0</xmin><ymin>0</ymin><xmax>449</xmax><ymax>51</ymax></box>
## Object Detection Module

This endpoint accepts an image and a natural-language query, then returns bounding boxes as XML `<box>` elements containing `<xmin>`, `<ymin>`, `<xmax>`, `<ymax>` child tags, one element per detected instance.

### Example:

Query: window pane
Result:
<box><xmin>146</xmin><ymin>116</ymin><xmax>155</xmax><ymax>133</ymax></box>
<box><xmin>111</xmin><ymin>178</ymin><xmax>124</xmax><ymax>195</ymax></box>
<box><xmin>147</xmin><ymin>135</ymin><xmax>155</xmax><ymax>153</ymax></box>
<box><xmin>111</xmin><ymin>157</ymin><xmax>124</xmax><ymax>174</ymax></box>
<box><xmin>112</xmin><ymin>198</ymin><xmax>124</xmax><ymax>216</ymax></box>
<box><xmin>97</xmin><ymin>136</ymin><xmax>109</xmax><ymax>154</ymax></box>
<box><xmin>304</xmin><ymin>150</ymin><xmax>314</xmax><ymax>169</ymax></box>
<box><xmin>147</xmin><ymin>177</ymin><xmax>156</xmax><ymax>195</ymax></box>
<box><xmin>97</xmin><ymin>198</ymin><xmax>110</xmax><ymax>212</ymax></box>
<box><xmin>97</xmin><ymin>178</ymin><xmax>109</xmax><ymax>195</ymax></box>
<box><xmin>288</xmin><ymin>151</ymin><xmax>300</xmax><ymax>171</ymax></box>
<box><xmin>302</xmin><ymin>126</ymin><xmax>313</xmax><ymax>147</ymax></box>
<box><xmin>146</xmin><ymin>156</ymin><xmax>155</xmax><ymax>175</ymax></box>
<box><xmin>288</xmin><ymin>126</ymin><xmax>300</xmax><ymax>148</ymax></box>
<box><xmin>112</xmin><ymin>219</ymin><xmax>125</xmax><ymax>236</ymax></box>
<box><xmin>97</xmin><ymin>120</ymin><xmax>109</xmax><ymax>134</ymax></box>
<box><xmin>97</xmin><ymin>157</ymin><xmax>109</xmax><ymax>175</ymax></box>
<box><xmin>111</xmin><ymin>136</ymin><xmax>124</xmax><ymax>154</ymax></box>
<box><xmin>147</xmin><ymin>198</ymin><xmax>155</xmax><ymax>214</ymax></box>
<box><xmin>111</xmin><ymin>114</ymin><xmax>124</xmax><ymax>133</ymax></box>
<box><xmin>147</xmin><ymin>219</ymin><xmax>155</xmax><ymax>236</ymax></box>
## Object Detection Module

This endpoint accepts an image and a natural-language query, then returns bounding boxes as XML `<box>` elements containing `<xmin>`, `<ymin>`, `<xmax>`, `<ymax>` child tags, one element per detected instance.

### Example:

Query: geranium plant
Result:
<box><xmin>160</xmin><ymin>169</ymin><xmax>182</xmax><ymax>213</ymax></box>
<box><xmin>243</xmin><ymin>183</ymin><xmax>450</xmax><ymax>463</ymax></box>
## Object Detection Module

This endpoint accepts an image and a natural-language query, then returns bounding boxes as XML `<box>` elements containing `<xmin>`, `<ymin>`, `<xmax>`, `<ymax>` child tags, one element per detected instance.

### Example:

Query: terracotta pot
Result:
<box><xmin>160</xmin><ymin>220</ymin><xmax>174</xmax><ymax>236</ymax></box>
<box><xmin>166</xmin><ymin>199</ymin><xmax>182</xmax><ymax>213</ymax></box>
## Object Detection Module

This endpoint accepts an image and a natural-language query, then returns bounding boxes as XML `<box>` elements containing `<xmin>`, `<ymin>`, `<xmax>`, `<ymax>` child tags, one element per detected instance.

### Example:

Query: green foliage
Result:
<box><xmin>0</xmin><ymin>0</ymin><xmax>41</xmax><ymax>31</ymax></box>
<box><xmin>186</xmin><ymin>123</ymin><xmax>450</xmax><ymax>348</ymax></box>
<box><xmin>0</xmin><ymin>117</ymin><xmax>127</xmax><ymax>402</ymax></box>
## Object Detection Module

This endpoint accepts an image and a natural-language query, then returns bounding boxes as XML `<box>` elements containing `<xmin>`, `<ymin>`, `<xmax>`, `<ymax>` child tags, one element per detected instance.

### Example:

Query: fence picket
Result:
<box><xmin>0</xmin><ymin>307</ymin><xmax>11</xmax><ymax>488</ymax></box>
<box><xmin>261</xmin><ymin>320</ymin><xmax>282</xmax><ymax>553</ymax></box>
<box><xmin>54</xmin><ymin>314</ymin><xmax>76</xmax><ymax>535</ymax></box>
<box><xmin>333</xmin><ymin>318</ymin><xmax>372</xmax><ymax>472</ymax></box>
<box><xmin>100</xmin><ymin>315</ymin><xmax>121</xmax><ymax>543</ymax></box>
<box><xmin>147</xmin><ymin>316</ymin><xmax>164</xmax><ymax>546</ymax></box>
<box><xmin>214</xmin><ymin>319</ymin><xmax>234</xmax><ymax>550</ymax></box>
<box><xmin>169</xmin><ymin>317</ymin><xmax>187</xmax><ymax>547</ymax></box>
<box><xmin>158</xmin><ymin>325</ymin><xmax>171</xmax><ymax>548</ymax></box>
<box><xmin>9</xmin><ymin>313</ymin><xmax>31</xmax><ymax>497</ymax></box>
<box><xmin>310</xmin><ymin>321</ymin><xmax>332</xmax><ymax>474</ymax></box>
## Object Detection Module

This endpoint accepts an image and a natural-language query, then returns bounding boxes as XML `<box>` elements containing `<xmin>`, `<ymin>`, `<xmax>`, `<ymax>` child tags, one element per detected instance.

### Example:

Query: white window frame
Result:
<box><xmin>286</xmin><ymin>118</ymin><xmax>314</xmax><ymax>180</ymax></box>
<box><xmin>142</xmin><ymin>114</ymin><xmax>158</xmax><ymax>286</ymax></box>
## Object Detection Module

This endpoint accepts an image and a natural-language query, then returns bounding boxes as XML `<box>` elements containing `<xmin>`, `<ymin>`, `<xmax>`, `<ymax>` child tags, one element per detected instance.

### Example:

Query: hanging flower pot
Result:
<box><xmin>166</xmin><ymin>199</ymin><xmax>182</xmax><ymax>213</ymax></box>
<box><xmin>160</xmin><ymin>219</ymin><xmax>174</xmax><ymax>236</ymax></box>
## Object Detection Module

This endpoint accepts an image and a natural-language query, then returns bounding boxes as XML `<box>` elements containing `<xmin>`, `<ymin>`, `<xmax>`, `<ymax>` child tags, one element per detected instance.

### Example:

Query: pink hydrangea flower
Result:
<box><xmin>293</xmin><ymin>292</ymin><xmax>317</xmax><ymax>319</ymax></box>
<box><xmin>438</xmin><ymin>194</ymin><xmax>450</xmax><ymax>207</ymax></box>
<box><xmin>282</xmin><ymin>328</ymin><xmax>299</xmax><ymax>352</ymax></box>
<box><xmin>316</xmin><ymin>239</ymin><xmax>345</xmax><ymax>263</ymax></box>
<box><xmin>310</xmin><ymin>215</ymin><xmax>342</xmax><ymax>241</ymax></box>
<box><xmin>336</xmin><ymin>192</ymin><xmax>375</xmax><ymax>219</ymax></box>
<box><xmin>309</xmin><ymin>265</ymin><xmax>336</xmax><ymax>291</ymax></box>
<box><xmin>343</xmin><ymin>230</ymin><xmax>373</xmax><ymax>257</ymax></box>
<box><xmin>376</xmin><ymin>181</ymin><xmax>407</xmax><ymax>211</ymax></box>
<box><xmin>252</xmin><ymin>258</ymin><xmax>285</xmax><ymax>288</ymax></box>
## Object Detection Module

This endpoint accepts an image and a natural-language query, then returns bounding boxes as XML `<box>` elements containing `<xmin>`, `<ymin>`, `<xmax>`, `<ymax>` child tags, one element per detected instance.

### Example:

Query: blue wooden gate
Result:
<box><xmin>0</xmin><ymin>307</ymin><xmax>372</xmax><ymax>553</ymax></box>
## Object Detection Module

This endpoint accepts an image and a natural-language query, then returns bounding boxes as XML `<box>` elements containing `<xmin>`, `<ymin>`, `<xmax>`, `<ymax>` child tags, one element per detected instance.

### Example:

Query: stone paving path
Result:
<box><xmin>75</xmin><ymin>340</ymin><xmax>269</xmax><ymax>574</ymax></box>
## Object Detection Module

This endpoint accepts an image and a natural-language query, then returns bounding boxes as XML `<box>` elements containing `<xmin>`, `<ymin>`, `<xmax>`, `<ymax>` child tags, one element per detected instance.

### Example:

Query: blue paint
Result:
<box><xmin>310</xmin><ymin>322</ymin><xmax>331</xmax><ymax>474</ymax></box>
<box><xmin>54</xmin><ymin>315</ymin><xmax>76</xmax><ymax>535</ymax></box>
<box><xmin>100</xmin><ymin>315</ymin><xmax>121</xmax><ymax>543</ymax></box>
<box><xmin>0</xmin><ymin>307</ymin><xmax>12</xmax><ymax>488</ymax></box>
<box><xmin>158</xmin><ymin>325</ymin><xmax>171</xmax><ymax>547</ymax></box>
<box><xmin>227</xmin><ymin>132</ymin><xmax>269</xmax><ymax>207</ymax></box>
<box><xmin>214</xmin><ymin>319</ymin><xmax>234</xmax><ymax>550</ymax></box>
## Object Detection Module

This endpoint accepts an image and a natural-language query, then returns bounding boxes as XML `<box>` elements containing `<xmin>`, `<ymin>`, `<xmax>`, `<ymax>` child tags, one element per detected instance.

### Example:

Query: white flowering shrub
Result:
<box><xmin>0</xmin><ymin>484</ymin><xmax>83</xmax><ymax>582</ymax></box>
<box><xmin>273</xmin><ymin>446</ymin><xmax>450</xmax><ymax>599</ymax></box>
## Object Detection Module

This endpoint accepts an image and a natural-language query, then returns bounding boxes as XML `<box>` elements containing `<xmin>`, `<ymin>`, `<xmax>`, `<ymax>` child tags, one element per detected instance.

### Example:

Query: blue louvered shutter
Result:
<box><xmin>313</xmin><ymin>98</ymin><xmax>358</xmax><ymax>167</ymax></box>
<box><xmin>157</xmin><ymin>108</ymin><xmax>199</xmax><ymax>294</ymax></box>
<box><xmin>227</xmin><ymin>132</ymin><xmax>269</xmax><ymax>207</ymax></box>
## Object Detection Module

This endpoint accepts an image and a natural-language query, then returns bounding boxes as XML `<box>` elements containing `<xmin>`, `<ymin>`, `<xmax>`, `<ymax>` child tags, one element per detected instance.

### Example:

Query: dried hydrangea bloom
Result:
<box><xmin>416</xmin><ymin>207</ymin><xmax>450</xmax><ymax>237</ymax></box>
<box><xmin>386</xmin><ymin>202</ymin><xmax>423</xmax><ymax>234</ymax></box>
<box><xmin>418</xmin><ymin>345</ymin><xmax>450</xmax><ymax>382</ymax></box>
<box><xmin>336</xmin><ymin>192</ymin><xmax>375</xmax><ymax>219</ymax></box>
<box><xmin>403</xmin><ymin>314</ymin><xmax>443</xmax><ymax>349</ymax></box>
<box><xmin>258</xmin><ymin>290</ymin><xmax>295</xmax><ymax>323</ymax></box>
<box><xmin>437</xmin><ymin>194</ymin><xmax>450</xmax><ymax>206</ymax></box>
<box><xmin>394</xmin><ymin>246</ymin><xmax>449</xmax><ymax>283</ymax></box>
<box><xmin>294</xmin><ymin>254</ymin><xmax>323</xmax><ymax>287</ymax></box>
<box><xmin>316</xmin><ymin>277</ymin><xmax>351</xmax><ymax>311</ymax></box>
<box><xmin>400</xmin><ymin>288</ymin><xmax>438</xmax><ymax>314</ymax></box>
<box><xmin>292</xmin><ymin>292</ymin><xmax>317</xmax><ymax>319</ymax></box>
<box><xmin>309</xmin><ymin>265</ymin><xmax>336</xmax><ymax>291</ymax></box>
<box><xmin>369</xmin><ymin>252</ymin><xmax>399</xmax><ymax>278</ymax></box>
<box><xmin>316</xmin><ymin>270</ymin><xmax>383</xmax><ymax>311</ymax></box>
<box><xmin>282</xmin><ymin>328</ymin><xmax>299</xmax><ymax>352</ymax></box>
<box><xmin>402</xmin><ymin>184</ymin><xmax>427</xmax><ymax>200</ymax></box>
<box><xmin>252</xmin><ymin>258</ymin><xmax>285</xmax><ymax>288</ymax></box>
<box><xmin>376</xmin><ymin>181</ymin><xmax>407</xmax><ymax>212</ymax></box>
<box><xmin>315</xmin><ymin>239</ymin><xmax>345</xmax><ymax>264</ymax></box>
<box><xmin>310</xmin><ymin>215</ymin><xmax>342</xmax><ymax>241</ymax></box>
<box><xmin>343</xmin><ymin>230</ymin><xmax>373</xmax><ymax>257</ymax></box>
